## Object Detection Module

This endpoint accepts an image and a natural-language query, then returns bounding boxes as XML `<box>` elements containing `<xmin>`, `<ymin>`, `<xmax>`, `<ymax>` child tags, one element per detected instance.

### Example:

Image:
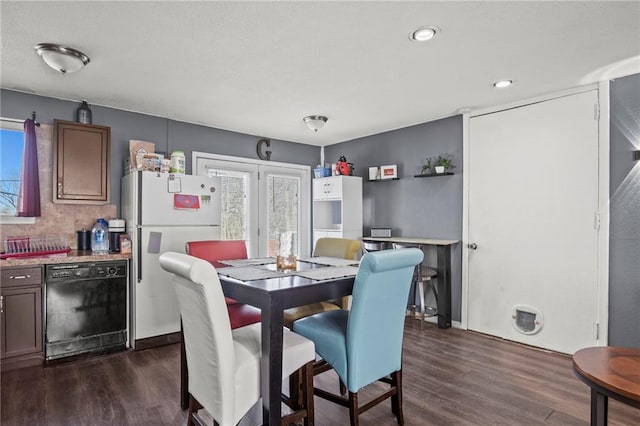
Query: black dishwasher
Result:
<box><xmin>45</xmin><ymin>261</ymin><xmax>127</xmax><ymax>361</ymax></box>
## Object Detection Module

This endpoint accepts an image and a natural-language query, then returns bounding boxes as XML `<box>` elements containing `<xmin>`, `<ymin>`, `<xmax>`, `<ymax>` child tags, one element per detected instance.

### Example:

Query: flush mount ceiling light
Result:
<box><xmin>409</xmin><ymin>26</ymin><xmax>439</xmax><ymax>42</ymax></box>
<box><xmin>493</xmin><ymin>79</ymin><xmax>514</xmax><ymax>88</ymax></box>
<box><xmin>303</xmin><ymin>115</ymin><xmax>328</xmax><ymax>132</ymax></box>
<box><xmin>34</xmin><ymin>43</ymin><xmax>90</xmax><ymax>74</ymax></box>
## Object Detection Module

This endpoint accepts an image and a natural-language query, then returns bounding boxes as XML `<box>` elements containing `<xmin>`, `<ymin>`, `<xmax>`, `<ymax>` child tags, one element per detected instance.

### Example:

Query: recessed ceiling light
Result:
<box><xmin>409</xmin><ymin>26</ymin><xmax>439</xmax><ymax>42</ymax></box>
<box><xmin>493</xmin><ymin>80</ymin><xmax>514</xmax><ymax>88</ymax></box>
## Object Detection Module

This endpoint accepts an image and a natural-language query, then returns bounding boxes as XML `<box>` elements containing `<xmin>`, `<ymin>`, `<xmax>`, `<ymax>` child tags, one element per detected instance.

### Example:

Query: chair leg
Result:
<box><xmin>302</xmin><ymin>361</ymin><xmax>315</xmax><ymax>426</ymax></box>
<box><xmin>339</xmin><ymin>379</ymin><xmax>347</xmax><ymax>396</ymax></box>
<box><xmin>187</xmin><ymin>395</ymin><xmax>203</xmax><ymax>426</ymax></box>
<box><xmin>289</xmin><ymin>368</ymin><xmax>303</xmax><ymax>406</ymax></box>
<box><xmin>390</xmin><ymin>370</ymin><xmax>404</xmax><ymax>425</ymax></box>
<box><xmin>432</xmin><ymin>279</ymin><xmax>439</xmax><ymax>306</ymax></box>
<box><xmin>418</xmin><ymin>280</ymin><xmax>425</xmax><ymax>330</ymax></box>
<box><xmin>348</xmin><ymin>391</ymin><xmax>360</xmax><ymax>426</ymax></box>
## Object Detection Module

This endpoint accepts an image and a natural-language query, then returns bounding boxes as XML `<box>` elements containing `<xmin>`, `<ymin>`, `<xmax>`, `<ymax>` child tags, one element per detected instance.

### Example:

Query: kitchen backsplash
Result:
<box><xmin>0</xmin><ymin>124</ymin><xmax>117</xmax><ymax>249</ymax></box>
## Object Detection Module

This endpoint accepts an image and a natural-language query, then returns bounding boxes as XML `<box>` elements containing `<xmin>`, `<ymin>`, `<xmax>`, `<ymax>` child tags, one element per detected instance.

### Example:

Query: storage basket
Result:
<box><xmin>314</xmin><ymin>167</ymin><xmax>332</xmax><ymax>178</ymax></box>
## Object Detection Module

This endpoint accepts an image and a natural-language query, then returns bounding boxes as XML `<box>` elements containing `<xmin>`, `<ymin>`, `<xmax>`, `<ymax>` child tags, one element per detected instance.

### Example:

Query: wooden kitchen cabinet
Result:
<box><xmin>53</xmin><ymin>120</ymin><xmax>110</xmax><ymax>204</ymax></box>
<box><xmin>1</xmin><ymin>266</ymin><xmax>43</xmax><ymax>370</ymax></box>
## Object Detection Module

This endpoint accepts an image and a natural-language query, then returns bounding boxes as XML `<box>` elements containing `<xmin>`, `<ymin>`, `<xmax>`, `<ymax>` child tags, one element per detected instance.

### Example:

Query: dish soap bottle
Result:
<box><xmin>91</xmin><ymin>218</ymin><xmax>109</xmax><ymax>254</ymax></box>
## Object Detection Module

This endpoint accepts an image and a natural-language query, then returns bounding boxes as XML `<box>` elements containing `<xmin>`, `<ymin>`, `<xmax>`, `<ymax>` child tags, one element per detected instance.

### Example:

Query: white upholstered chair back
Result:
<box><xmin>159</xmin><ymin>252</ymin><xmax>257</xmax><ymax>426</ymax></box>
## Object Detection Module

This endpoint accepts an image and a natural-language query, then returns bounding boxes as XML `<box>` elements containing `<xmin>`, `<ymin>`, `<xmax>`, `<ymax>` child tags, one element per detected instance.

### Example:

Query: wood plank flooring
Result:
<box><xmin>2</xmin><ymin>319</ymin><xmax>638</xmax><ymax>425</ymax></box>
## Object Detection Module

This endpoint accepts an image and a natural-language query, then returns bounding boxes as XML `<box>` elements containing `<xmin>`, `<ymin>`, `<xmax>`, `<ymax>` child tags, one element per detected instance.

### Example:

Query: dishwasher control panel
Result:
<box><xmin>46</xmin><ymin>261</ymin><xmax>127</xmax><ymax>282</ymax></box>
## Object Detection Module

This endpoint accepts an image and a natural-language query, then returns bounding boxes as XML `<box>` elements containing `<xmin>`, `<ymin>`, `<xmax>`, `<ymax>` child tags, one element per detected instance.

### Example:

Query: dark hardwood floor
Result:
<box><xmin>2</xmin><ymin>319</ymin><xmax>638</xmax><ymax>425</ymax></box>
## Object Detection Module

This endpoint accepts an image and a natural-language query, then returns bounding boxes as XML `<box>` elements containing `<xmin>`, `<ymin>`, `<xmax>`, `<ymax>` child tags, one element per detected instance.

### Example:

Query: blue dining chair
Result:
<box><xmin>283</xmin><ymin>237</ymin><xmax>362</xmax><ymax>329</ymax></box>
<box><xmin>293</xmin><ymin>248</ymin><xmax>423</xmax><ymax>426</ymax></box>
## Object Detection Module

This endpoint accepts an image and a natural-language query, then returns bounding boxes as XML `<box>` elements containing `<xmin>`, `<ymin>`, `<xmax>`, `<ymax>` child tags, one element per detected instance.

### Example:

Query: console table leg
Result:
<box><xmin>591</xmin><ymin>388</ymin><xmax>608</xmax><ymax>426</ymax></box>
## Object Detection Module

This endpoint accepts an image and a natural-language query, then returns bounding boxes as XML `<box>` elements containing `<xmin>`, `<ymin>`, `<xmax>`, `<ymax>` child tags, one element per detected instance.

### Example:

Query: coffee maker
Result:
<box><xmin>108</xmin><ymin>219</ymin><xmax>126</xmax><ymax>253</ymax></box>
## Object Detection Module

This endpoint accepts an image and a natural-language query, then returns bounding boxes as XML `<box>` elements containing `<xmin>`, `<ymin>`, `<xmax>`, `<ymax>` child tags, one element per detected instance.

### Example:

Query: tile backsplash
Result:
<box><xmin>0</xmin><ymin>124</ymin><xmax>117</xmax><ymax>249</ymax></box>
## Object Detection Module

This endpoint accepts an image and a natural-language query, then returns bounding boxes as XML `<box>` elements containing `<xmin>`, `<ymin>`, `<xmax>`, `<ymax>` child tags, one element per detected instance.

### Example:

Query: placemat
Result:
<box><xmin>297</xmin><ymin>256</ymin><xmax>360</xmax><ymax>267</ymax></box>
<box><xmin>217</xmin><ymin>266</ymin><xmax>286</xmax><ymax>281</ymax></box>
<box><xmin>219</xmin><ymin>257</ymin><xmax>276</xmax><ymax>267</ymax></box>
<box><xmin>294</xmin><ymin>266</ymin><xmax>359</xmax><ymax>281</ymax></box>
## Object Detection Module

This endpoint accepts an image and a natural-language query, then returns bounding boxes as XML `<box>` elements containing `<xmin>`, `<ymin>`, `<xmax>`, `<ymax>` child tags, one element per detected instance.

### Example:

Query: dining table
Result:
<box><xmin>361</xmin><ymin>236</ymin><xmax>459</xmax><ymax>328</ymax></box>
<box><xmin>179</xmin><ymin>256</ymin><xmax>358</xmax><ymax>425</ymax></box>
<box><xmin>573</xmin><ymin>346</ymin><xmax>640</xmax><ymax>425</ymax></box>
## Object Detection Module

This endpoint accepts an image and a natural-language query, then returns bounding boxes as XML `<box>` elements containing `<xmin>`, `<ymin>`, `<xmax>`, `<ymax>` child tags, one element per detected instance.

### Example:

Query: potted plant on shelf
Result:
<box><xmin>434</xmin><ymin>154</ymin><xmax>455</xmax><ymax>174</ymax></box>
<box><xmin>420</xmin><ymin>157</ymin><xmax>433</xmax><ymax>175</ymax></box>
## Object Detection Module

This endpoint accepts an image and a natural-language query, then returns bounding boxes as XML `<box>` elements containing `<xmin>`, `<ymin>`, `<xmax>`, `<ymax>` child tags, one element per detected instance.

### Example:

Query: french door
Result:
<box><xmin>193</xmin><ymin>153</ymin><xmax>311</xmax><ymax>258</ymax></box>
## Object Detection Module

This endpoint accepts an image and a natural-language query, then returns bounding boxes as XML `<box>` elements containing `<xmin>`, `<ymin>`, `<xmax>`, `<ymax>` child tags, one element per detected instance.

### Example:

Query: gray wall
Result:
<box><xmin>4</xmin><ymin>83</ymin><xmax>638</xmax><ymax>346</ymax></box>
<box><xmin>325</xmin><ymin>116</ymin><xmax>464</xmax><ymax>321</ymax></box>
<box><xmin>609</xmin><ymin>74</ymin><xmax>640</xmax><ymax>348</ymax></box>
<box><xmin>0</xmin><ymin>89</ymin><xmax>320</xmax><ymax>219</ymax></box>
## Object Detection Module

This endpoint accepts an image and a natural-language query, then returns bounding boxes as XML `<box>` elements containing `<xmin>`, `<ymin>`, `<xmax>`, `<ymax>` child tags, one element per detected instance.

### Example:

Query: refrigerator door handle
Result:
<box><xmin>137</xmin><ymin>227</ymin><xmax>142</xmax><ymax>282</ymax></box>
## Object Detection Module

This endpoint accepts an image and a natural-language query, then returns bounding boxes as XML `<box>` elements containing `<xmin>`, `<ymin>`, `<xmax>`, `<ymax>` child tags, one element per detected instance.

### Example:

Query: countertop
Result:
<box><xmin>361</xmin><ymin>236</ymin><xmax>459</xmax><ymax>246</ymax></box>
<box><xmin>0</xmin><ymin>250</ymin><xmax>131</xmax><ymax>268</ymax></box>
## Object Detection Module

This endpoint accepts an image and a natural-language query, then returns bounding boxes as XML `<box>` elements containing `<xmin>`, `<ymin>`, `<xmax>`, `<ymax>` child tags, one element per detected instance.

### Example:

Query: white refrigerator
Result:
<box><xmin>121</xmin><ymin>171</ymin><xmax>221</xmax><ymax>347</ymax></box>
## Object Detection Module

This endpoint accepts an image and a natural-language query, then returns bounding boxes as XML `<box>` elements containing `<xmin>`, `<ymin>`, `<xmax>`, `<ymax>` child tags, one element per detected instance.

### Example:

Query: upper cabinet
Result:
<box><xmin>313</xmin><ymin>176</ymin><xmax>347</xmax><ymax>200</ymax></box>
<box><xmin>53</xmin><ymin>120</ymin><xmax>110</xmax><ymax>204</ymax></box>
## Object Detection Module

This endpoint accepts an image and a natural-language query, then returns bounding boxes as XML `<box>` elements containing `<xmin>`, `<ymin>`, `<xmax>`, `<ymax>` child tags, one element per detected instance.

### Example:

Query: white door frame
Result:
<box><xmin>192</xmin><ymin>151</ymin><xmax>311</xmax><ymax>258</ymax></box>
<box><xmin>461</xmin><ymin>82</ymin><xmax>610</xmax><ymax>346</ymax></box>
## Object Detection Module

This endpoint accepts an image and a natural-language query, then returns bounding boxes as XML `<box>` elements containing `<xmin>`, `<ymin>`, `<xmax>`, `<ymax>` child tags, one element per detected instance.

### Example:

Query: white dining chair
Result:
<box><xmin>159</xmin><ymin>252</ymin><xmax>315</xmax><ymax>426</ymax></box>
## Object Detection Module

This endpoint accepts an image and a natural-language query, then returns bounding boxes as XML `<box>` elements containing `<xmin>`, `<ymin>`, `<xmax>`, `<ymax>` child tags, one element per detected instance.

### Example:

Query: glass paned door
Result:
<box><xmin>205</xmin><ymin>169</ymin><xmax>250</xmax><ymax>240</ymax></box>
<box><xmin>195</xmin><ymin>153</ymin><xmax>310</xmax><ymax>258</ymax></box>
<box><xmin>197</xmin><ymin>159</ymin><xmax>259</xmax><ymax>254</ymax></box>
<box><xmin>263</xmin><ymin>173</ymin><xmax>300</xmax><ymax>257</ymax></box>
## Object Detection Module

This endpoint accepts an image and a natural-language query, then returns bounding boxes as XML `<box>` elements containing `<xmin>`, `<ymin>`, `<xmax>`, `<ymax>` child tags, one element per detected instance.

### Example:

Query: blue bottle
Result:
<box><xmin>91</xmin><ymin>219</ymin><xmax>109</xmax><ymax>254</ymax></box>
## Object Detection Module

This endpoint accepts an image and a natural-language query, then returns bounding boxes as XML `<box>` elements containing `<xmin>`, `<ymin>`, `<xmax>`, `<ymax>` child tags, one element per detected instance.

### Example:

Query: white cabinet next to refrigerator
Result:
<box><xmin>312</xmin><ymin>176</ymin><xmax>362</xmax><ymax>248</ymax></box>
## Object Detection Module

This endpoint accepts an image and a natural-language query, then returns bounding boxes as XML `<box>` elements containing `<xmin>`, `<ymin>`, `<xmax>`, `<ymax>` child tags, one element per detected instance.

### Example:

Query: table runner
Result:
<box><xmin>219</xmin><ymin>257</ymin><xmax>276</xmax><ymax>267</ymax></box>
<box><xmin>217</xmin><ymin>265</ymin><xmax>287</xmax><ymax>281</ymax></box>
<box><xmin>293</xmin><ymin>265</ymin><xmax>359</xmax><ymax>281</ymax></box>
<box><xmin>297</xmin><ymin>256</ymin><xmax>360</xmax><ymax>267</ymax></box>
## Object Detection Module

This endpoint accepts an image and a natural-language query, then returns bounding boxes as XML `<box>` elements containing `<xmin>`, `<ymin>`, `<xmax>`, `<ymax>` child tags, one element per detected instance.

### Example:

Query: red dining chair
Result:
<box><xmin>185</xmin><ymin>240</ymin><xmax>262</xmax><ymax>328</ymax></box>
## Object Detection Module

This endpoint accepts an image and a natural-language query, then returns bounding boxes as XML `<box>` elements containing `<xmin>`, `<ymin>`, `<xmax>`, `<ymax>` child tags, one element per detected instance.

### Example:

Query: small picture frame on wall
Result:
<box><xmin>379</xmin><ymin>164</ymin><xmax>397</xmax><ymax>179</ymax></box>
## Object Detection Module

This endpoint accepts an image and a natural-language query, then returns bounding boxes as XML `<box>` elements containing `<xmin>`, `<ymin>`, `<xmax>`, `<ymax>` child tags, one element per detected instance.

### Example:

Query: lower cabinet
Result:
<box><xmin>0</xmin><ymin>266</ymin><xmax>43</xmax><ymax>369</ymax></box>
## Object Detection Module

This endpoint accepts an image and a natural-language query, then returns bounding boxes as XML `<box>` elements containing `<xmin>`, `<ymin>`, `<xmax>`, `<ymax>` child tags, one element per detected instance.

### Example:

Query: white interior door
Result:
<box><xmin>467</xmin><ymin>90</ymin><xmax>601</xmax><ymax>354</ymax></box>
<box><xmin>194</xmin><ymin>153</ymin><xmax>310</xmax><ymax>258</ymax></box>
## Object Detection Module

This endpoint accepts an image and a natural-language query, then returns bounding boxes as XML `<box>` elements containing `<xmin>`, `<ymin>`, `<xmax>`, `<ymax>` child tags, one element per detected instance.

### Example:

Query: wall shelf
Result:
<box><xmin>414</xmin><ymin>172</ymin><xmax>454</xmax><ymax>178</ymax></box>
<box><xmin>366</xmin><ymin>178</ymin><xmax>399</xmax><ymax>183</ymax></box>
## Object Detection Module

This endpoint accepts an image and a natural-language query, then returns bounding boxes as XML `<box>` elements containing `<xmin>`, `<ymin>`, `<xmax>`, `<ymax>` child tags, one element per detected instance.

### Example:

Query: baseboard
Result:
<box><xmin>134</xmin><ymin>331</ymin><xmax>181</xmax><ymax>351</ymax></box>
<box><xmin>406</xmin><ymin>311</ymin><xmax>462</xmax><ymax>329</ymax></box>
<box><xmin>0</xmin><ymin>352</ymin><xmax>44</xmax><ymax>372</ymax></box>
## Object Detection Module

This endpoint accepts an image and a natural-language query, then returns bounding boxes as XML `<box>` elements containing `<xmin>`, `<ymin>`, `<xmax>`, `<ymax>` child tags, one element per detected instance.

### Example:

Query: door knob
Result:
<box><xmin>468</xmin><ymin>243</ymin><xmax>478</xmax><ymax>250</ymax></box>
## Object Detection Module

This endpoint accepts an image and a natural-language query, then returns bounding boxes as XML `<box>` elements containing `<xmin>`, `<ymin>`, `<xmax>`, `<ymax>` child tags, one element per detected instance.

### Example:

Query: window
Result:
<box><xmin>0</xmin><ymin>121</ymin><xmax>25</xmax><ymax>216</ymax></box>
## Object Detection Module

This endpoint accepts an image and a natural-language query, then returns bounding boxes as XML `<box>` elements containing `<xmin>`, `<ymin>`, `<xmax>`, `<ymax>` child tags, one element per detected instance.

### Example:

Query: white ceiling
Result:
<box><xmin>2</xmin><ymin>1</ymin><xmax>639</xmax><ymax>147</ymax></box>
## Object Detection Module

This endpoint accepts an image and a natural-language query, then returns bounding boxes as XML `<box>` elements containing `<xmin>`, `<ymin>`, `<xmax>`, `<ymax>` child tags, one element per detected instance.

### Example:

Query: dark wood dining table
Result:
<box><xmin>180</xmin><ymin>258</ymin><xmax>356</xmax><ymax>425</ymax></box>
<box><xmin>573</xmin><ymin>346</ymin><xmax>640</xmax><ymax>425</ymax></box>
